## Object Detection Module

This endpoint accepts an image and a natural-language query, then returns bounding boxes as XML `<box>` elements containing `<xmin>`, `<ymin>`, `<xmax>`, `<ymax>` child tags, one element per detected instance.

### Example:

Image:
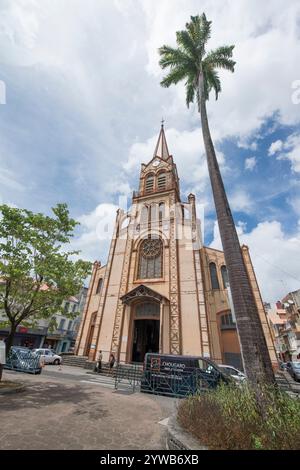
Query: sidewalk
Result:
<box><xmin>0</xmin><ymin>369</ymin><xmax>174</xmax><ymax>450</ymax></box>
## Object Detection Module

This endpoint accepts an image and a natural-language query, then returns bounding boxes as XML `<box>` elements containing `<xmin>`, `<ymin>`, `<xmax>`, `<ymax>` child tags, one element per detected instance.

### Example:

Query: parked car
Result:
<box><xmin>286</xmin><ymin>362</ymin><xmax>300</xmax><ymax>382</ymax></box>
<box><xmin>32</xmin><ymin>348</ymin><xmax>62</xmax><ymax>365</ymax></box>
<box><xmin>4</xmin><ymin>346</ymin><xmax>42</xmax><ymax>374</ymax></box>
<box><xmin>218</xmin><ymin>364</ymin><xmax>246</xmax><ymax>383</ymax></box>
<box><xmin>279</xmin><ymin>362</ymin><xmax>288</xmax><ymax>371</ymax></box>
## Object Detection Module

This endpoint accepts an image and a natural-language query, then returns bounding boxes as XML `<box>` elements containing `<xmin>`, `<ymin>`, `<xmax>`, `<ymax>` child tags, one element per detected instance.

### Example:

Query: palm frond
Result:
<box><xmin>158</xmin><ymin>13</ymin><xmax>236</xmax><ymax>104</ymax></box>
<box><xmin>204</xmin><ymin>67</ymin><xmax>222</xmax><ymax>100</ymax></box>
<box><xmin>185</xmin><ymin>75</ymin><xmax>197</xmax><ymax>108</ymax></box>
<box><xmin>158</xmin><ymin>45</ymin><xmax>191</xmax><ymax>69</ymax></box>
<box><xmin>176</xmin><ymin>30</ymin><xmax>198</xmax><ymax>61</ymax></box>
<box><xmin>204</xmin><ymin>46</ymin><xmax>236</xmax><ymax>72</ymax></box>
<box><xmin>160</xmin><ymin>66</ymin><xmax>188</xmax><ymax>88</ymax></box>
<box><xmin>186</xmin><ymin>14</ymin><xmax>212</xmax><ymax>57</ymax></box>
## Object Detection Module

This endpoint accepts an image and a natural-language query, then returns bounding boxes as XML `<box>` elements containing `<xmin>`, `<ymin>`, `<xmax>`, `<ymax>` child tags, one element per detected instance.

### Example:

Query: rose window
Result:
<box><xmin>138</xmin><ymin>238</ymin><xmax>163</xmax><ymax>279</ymax></box>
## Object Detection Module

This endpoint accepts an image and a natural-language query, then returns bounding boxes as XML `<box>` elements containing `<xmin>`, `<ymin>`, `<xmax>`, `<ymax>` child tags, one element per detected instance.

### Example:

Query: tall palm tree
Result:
<box><xmin>159</xmin><ymin>13</ymin><xmax>275</xmax><ymax>387</ymax></box>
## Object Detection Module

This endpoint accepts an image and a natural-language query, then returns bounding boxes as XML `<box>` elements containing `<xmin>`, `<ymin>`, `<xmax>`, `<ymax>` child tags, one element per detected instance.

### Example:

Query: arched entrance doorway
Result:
<box><xmin>121</xmin><ymin>284</ymin><xmax>168</xmax><ymax>364</ymax></box>
<box><xmin>131</xmin><ymin>302</ymin><xmax>160</xmax><ymax>362</ymax></box>
<box><xmin>84</xmin><ymin>312</ymin><xmax>97</xmax><ymax>357</ymax></box>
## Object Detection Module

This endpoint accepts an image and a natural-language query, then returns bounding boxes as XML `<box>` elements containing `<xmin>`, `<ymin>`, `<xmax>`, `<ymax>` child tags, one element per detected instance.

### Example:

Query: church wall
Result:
<box><xmin>96</xmin><ymin>236</ymin><xmax>128</xmax><ymax>362</ymax></box>
<box><xmin>76</xmin><ymin>263</ymin><xmax>106</xmax><ymax>356</ymax></box>
<box><xmin>201</xmin><ymin>246</ymin><xmax>278</xmax><ymax>369</ymax></box>
<box><xmin>177</xmin><ymin>229</ymin><xmax>203</xmax><ymax>356</ymax></box>
<box><xmin>200</xmin><ymin>247</ymin><xmax>229</xmax><ymax>363</ymax></box>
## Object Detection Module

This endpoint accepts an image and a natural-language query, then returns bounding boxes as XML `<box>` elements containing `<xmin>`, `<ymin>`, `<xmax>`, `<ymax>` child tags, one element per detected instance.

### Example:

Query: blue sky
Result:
<box><xmin>0</xmin><ymin>0</ymin><xmax>300</xmax><ymax>303</ymax></box>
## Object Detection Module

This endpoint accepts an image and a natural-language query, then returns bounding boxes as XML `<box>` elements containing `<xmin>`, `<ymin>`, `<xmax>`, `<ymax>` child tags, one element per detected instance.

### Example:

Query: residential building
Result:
<box><xmin>0</xmin><ymin>287</ymin><xmax>88</xmax><ymax>353</ymax></box>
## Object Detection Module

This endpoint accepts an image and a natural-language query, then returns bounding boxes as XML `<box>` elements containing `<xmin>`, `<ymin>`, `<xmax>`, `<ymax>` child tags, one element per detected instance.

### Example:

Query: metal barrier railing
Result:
<box><xmin>112</xmin><ymin>361</ymin><xmax>227</xmax><ymax>397</ymax></box>
<box><xmin>4</xmin><ymin>349</ymin><xmax>42</xmax><ymax>374</ymax></box>
<box><xmin>114</xmin><ymin>363</ymin><xmax>143</xmax><ymax>393</ymax></box>
<box><xmin>140</xmin><ymin>366</ymin><xmax>226</xmax><ymax>398</ymax></box>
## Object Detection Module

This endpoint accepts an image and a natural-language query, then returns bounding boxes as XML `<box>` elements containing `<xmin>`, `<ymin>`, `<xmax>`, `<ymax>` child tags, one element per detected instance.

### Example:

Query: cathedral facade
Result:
<box><xmin>75</xmin><ymin>126</ymin><xmax>277</xmax><ymax>369</ymax></box>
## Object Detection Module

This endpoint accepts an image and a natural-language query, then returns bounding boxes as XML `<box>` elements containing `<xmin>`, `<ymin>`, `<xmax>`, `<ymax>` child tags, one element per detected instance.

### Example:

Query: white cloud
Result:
<box><xmin>238</xmin><ymin>140</ymin><xmax>258</xmax><ymax>151</ymax></box>
<box><xmin>72</xmin><ymin>203</ymin><xmax>120</xmax><ymax>262</ymax></box>
<box><xmin>269</xmin><ymin>133</ymin><xmax>300</xmax><ymax>173</ymax></box>
<box><xmin>142</xmin><ymin>0</ymin><xmax>300</xmax><ymax>141</ymax></box>
<box><xmin>0</xmin><ymin>0</ymin><xmax>299</xmax><ymax>288</ymax></box>
<box><xmin>228</xmin><ymin>189</ymin><xmax>254</xmax><ymax>214</ymax></box>
<box><xmin>210</xmin><ymin>219</ymin><xmax>300</xmax><ymax>303</ymax></box>
<box><xmin>279</xmin><ymin>133</ymin><xmax>300</xmax><ymax>173</ymax></box>
<box><xmin>0</xmin><ymin>167</ymin><xmax>25</xmax><ymax>191</ymax></box>
<box><xmin>268</xmin><ymin>139</ymin><xmax>283</xmax><ymax>156</ymax></box>
<box><xmin>245</xmin><ymin>157</ymin><xmax>257</xmax><ymax>171</ymax></box>
<box><xmin>287</xmin><ymin>196</ymin><xmax>300</xmax><ymax>216</ymax></box>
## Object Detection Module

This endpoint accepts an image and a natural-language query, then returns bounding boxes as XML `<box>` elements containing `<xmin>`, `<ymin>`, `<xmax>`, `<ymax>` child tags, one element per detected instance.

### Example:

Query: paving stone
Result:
<box><xmin>0</xmin><ymin>369</ymin><xmax>174</xmax><ymax>450</ymax></box>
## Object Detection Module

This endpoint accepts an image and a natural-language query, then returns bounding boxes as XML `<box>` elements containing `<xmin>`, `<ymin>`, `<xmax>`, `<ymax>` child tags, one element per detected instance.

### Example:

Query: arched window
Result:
<box><xmin>96</xmin><ymin>278</ymin><xmax>103</xmax><ymax>294</ymax></box>
<box><xmin>145</xmin><ymin>174</ymin><xmax>154</xmax><ymax>193</ymax></box>
<box><xmin>221</xmin><ymin>265</ymin><xmax>229</xmax><ymax>289</ymax></box>
<box><xmin>209</xmin><ymin>262</ymin><xmax>220</xmax><ymax>290</ymax></box>
<box><xmin>150</xmin><ymin>204</ymin><xmax>158</xmax><ymax>224</ymax></box>
<box><xmin>138</xmin><ymin>238</ymin><xmax>163</xmax><ymax>279</ymax></box>
<box><xmin>157</xmin><ymin>172</ymin><xmax>167</xmax><ymax>190</ymax></box>
<box><xmin>159</xmin><ymin>203</ymin><xmax>165</xmax><ymax>222</ymax></box>
<box><xmin>220</xmin><ymin>312</ymin><xmax>235</xmax><ymax>329</ymax></box>
<box><xmin>140</xmin><ymin>206</ymin><xmax>148</xmax><ymax>225</ymax></box>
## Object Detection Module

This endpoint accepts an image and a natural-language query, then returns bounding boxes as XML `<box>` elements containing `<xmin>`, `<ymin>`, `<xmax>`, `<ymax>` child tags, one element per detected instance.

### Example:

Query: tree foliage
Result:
<box><xmin>0</xmin><ymin>203</ymin><xmax>91</xmax><ymax>353</ymax></box>
<box><xmin>159</xmin><ymin>13</ymin><xmax>235</xmax><ymax>106</ymax></box>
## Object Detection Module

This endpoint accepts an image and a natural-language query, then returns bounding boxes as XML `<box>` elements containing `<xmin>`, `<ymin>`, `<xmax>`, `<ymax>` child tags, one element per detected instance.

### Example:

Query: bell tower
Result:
<box><xmin>133</xmin><ymin>123</ymin><xmax>180</xmax><ymax>203</ymax></box>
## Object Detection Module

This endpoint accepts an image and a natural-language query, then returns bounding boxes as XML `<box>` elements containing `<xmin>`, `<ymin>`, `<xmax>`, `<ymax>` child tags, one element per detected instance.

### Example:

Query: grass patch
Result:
<box><xmin>178</xmin><ymin>383</ymin><xmax>300</xmax><ymax>450</ymax></box>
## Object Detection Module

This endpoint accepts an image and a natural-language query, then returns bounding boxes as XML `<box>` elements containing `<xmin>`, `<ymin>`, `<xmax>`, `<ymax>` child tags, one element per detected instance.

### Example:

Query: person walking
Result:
<box><xmin>96</xmin><ymin>350</ymin><xmax>103</xmax><ymax>373</ymax></box>
<box><xmin>109</xmin><ymin>353</ymin><xmax>115</xmax><ymax>374</ymax></box>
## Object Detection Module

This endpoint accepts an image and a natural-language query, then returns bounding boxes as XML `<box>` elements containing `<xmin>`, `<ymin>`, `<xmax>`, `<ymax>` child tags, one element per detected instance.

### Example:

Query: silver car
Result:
<box><xmin>286</xmin><ymin>362</ymin><xmax>300</xmax><ymax>382</ymax></box>
<box><xmin>218</xmin><ymin>364</ymin><xmax>246</xmax><ymax>383</ymax></box>
<box><xmin>32</xmin><ymin>348</ymin><xmax>62</xmax><ymax>365</ymax></box>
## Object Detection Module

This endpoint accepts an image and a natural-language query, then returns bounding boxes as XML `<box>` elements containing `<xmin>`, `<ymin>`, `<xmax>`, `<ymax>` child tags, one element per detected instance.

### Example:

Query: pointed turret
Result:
<box><xmin>132</xmin><ymin>122</ymin><xmax>181</xmax><ymax>202</ymax></box>
<box><xmin>153</xmin><ymin>122</ymin><xmax>170</xmax><ymax>160</ymax></box>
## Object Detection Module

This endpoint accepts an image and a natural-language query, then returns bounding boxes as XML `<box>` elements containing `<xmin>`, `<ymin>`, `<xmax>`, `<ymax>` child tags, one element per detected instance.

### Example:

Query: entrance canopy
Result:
<box><xmin>121</xmin><ymin>284</ymin><xmax>168</xmax><ymax>305</ymax></box>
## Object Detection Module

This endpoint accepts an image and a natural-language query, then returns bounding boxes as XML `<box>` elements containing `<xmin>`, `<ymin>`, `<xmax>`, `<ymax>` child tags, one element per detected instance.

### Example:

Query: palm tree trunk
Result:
<box><xmin>198</xmin><ymin>72</ymin><xmax>275</xmax><ymax>388</ymax></box>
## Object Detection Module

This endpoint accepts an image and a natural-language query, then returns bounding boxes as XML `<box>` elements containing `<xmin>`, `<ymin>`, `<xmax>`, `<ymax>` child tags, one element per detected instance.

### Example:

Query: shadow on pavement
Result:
<box><xmin>0</xmin><ymin>381</ymin><xmax>103</xmax><ymax>412</ymax></box>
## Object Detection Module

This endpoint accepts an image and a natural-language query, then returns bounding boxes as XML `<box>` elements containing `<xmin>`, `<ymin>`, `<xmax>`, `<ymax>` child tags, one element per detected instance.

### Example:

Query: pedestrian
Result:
<box><xmin>96</xmin><ymin>350</ymin><xmax>103</xmax><ymax>373</ymax></box>
<box><xmin>109</xmin><ymin>353</ymin><xmax>115</xmax><ymax>373</ymax></box>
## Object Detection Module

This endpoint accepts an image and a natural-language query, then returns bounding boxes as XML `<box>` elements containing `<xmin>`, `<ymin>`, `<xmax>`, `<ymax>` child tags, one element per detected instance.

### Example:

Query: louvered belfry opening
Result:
<box><xmin>145</xmin><ymin>174</ymin><xmax>154</xmax><ymax>193</ymax></box>
<box><xmin>157</xmin><ymin>172</ymin><xmax>167</xmax><ymax>190</ymax></box>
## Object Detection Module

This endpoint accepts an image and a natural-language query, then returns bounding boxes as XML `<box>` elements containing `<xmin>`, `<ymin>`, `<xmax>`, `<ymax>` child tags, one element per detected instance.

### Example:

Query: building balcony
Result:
<box><xmin>46</xmin><ymin>329</ymin><xmax>77</xmax><ymax>340</ymax></box>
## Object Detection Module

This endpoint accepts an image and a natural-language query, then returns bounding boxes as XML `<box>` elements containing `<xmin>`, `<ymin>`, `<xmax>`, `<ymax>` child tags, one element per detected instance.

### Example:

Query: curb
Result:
<box><xmin>166</xmin><ymin>414</ymin><xmax>207</xmax><ymax>450</ymax></box>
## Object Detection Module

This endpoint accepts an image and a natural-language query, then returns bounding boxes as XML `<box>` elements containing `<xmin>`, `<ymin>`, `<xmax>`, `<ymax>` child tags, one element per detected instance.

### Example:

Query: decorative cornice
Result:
<box><xmin>121</xmin><ymin>284</ymin><xmax>167</xmax><ymax>305</ymax></box>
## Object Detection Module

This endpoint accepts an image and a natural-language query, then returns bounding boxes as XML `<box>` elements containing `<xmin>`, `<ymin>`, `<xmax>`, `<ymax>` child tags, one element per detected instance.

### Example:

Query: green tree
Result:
<box><xmin>158</xmin><ymin>13</ymin><xmax>275</xmax><ymax>387</ymax></box>
<box><xmin>0</xmin><ymin>203</ymin><xmax>91</xmax><ymax>368</ymax></box>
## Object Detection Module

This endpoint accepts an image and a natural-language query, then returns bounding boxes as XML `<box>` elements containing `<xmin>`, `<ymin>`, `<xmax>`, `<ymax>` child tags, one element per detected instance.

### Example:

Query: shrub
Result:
<box><xmin>177</xmin><ymin>383</ymin><xmax>300</xmax><ymax>450</ymax></box>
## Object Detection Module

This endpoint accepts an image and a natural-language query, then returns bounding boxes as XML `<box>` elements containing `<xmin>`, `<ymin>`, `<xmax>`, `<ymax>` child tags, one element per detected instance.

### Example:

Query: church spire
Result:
<box><xmin>153</xmin><ymin>121</ymin><xmax>170</xmax><ymax>160</ymax></box>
